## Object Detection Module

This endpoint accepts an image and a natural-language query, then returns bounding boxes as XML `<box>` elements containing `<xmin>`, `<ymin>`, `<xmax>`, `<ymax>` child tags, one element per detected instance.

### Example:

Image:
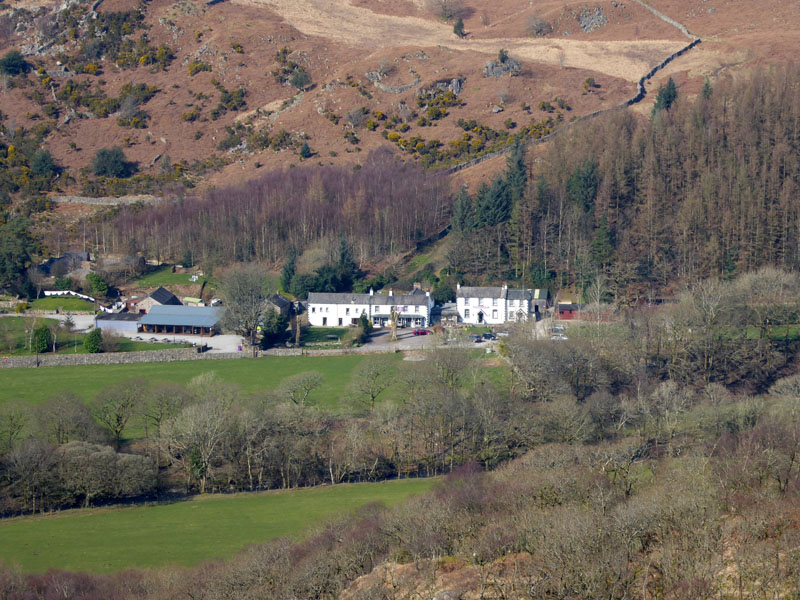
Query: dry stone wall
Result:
<box><xmin>0</xmin><ymin>348</ymin><xmax>245</xmax><ymax>369</ymax></box>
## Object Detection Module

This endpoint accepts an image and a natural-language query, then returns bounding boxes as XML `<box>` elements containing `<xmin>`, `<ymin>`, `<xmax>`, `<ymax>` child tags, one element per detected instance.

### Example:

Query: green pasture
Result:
<box><xmin>0</xmin><ymin>354</ymin><xmax>405</xmax><ymax>410</ymax></box>
<box><xmin>29</xmin><ymin>297</ymin><xmax>96</xmax><ymax>312</ymax></box>
<box><xmin>0</xmin><ymin>478</ymin><xmax>435</xmax><ymax>574</ymax></box>
<box><xmin>130</xmin><ymin>265</ymin><xmax>210</xmax><ymax>288</ymax></box>
<box><xmin>0</xmin><ymin>317</ymin><xmax>189</xmax><ymax>356</ymax></box>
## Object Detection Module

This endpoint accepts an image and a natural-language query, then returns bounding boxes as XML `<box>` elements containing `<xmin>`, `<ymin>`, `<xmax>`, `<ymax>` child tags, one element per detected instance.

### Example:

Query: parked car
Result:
<box><xmin>550</xmin><ymin>325</ymin><xmax>566</xmax><ymax>334</ymax></box>
<box><xmin>470</xmin><ymin>334</ymin><xmax>483</xmax><ymax>343</ymax></box>
<box><xmin>412</xmin><ymin>329</ymin><xmax>431</xmax><ymax>336</ymax></box>
<box><xmin>483</xmin><ymin>332</ymin><xmax>497</xmax><ymax>340</ymax></box>
<box><xmin>496</xmin><ymin>331</ymin><xmax>509</xmax><ymax>337</ymax></box>
<box><xmin>551</xmin><ymin>333</ymin><xmax>568</xmax><ymax>341</ymax></box>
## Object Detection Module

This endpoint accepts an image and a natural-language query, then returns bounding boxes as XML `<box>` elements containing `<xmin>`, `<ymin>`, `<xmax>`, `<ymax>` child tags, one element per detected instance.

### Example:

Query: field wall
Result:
<box><xmin>0</xmin><ymin>348</ymin><xmax>245</xmax><ymax>369</ymax></box>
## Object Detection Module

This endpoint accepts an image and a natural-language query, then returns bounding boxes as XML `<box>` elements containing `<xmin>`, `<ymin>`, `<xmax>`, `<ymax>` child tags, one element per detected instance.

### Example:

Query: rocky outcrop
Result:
<box><xmin>418</xmin><ymin>77</ymin><xmax>465</xmax><ymax>99</ymax></box>
<box><xmin>482</xmin><ymin>58</ymin><xmax>520</xmax><ymax>78</ymax></box>
<box><xmin>577</xmin><ymin>7</ymin><xmax>607</xmax><ymax>33</ymax></box>
<box><xmin>365</xmin><ymin>70</ymin><xmax>421</xmax><ymax>94</ymax></box>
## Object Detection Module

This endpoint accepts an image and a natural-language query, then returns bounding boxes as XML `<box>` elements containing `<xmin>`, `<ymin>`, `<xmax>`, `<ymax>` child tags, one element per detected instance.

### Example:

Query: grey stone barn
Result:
<box><xmin>95</xmin><ymin>312</ymin><xmax>141</xmax><ymax>333</ymax></box>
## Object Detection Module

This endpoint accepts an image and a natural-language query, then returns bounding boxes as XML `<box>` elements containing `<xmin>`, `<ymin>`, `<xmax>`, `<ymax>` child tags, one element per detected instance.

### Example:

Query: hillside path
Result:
<box><xmin>233</xmin><ymin>0</ymin><xmax>687</xmax><ymax>81</ymax></box>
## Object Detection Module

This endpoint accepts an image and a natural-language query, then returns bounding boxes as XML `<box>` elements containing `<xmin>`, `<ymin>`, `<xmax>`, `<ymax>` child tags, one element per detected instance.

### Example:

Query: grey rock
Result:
<box><xmin>482</xmin><ymin>58</ymin><xmax>521</xmax><ymax>78</ymax></box>
<box><xmin>492</xmin><ymin>104</ymin><xmax>504</xmax><ymax>113</ymax></box>
<box><xmin>577</xmin><ymin>7</ymin><xmax>607</xmax><ymax>32</ymax></box>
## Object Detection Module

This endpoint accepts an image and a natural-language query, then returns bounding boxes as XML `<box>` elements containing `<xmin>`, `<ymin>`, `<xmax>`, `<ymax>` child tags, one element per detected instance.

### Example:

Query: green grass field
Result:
<box><xmin>130</xmin><ymin>265</ymin><xmax>209</xmax><ymax>288</ymax></box>
<box><xmin>29</xmin><ymin>297</ymin><xmax>96</xmax><ymax>312</ymax></box>
<box><xmin>302</xmin><ymin>326</ymin><xmax>348</xmax><ymax>344</ymax></box>
<box><xmin>0</xmin><ymin>354</ymin><xmax>406</xmax><ymax>410</ymax></box>
<box><xmin>0</xmin><ymin>317</ymin><xmax>189</xmax><ymax>356</ymax></box>
<box><xmin>0</xmin><ymin>478</ymin><xmax>435</xmax><ymax>573</ymax></box>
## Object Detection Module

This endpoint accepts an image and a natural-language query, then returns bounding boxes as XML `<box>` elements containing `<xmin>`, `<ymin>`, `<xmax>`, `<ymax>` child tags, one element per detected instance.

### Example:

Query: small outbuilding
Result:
<box><xmin>138</xmin><ymin>305</ymin><xmax>222</xmax><ymax>336</ymax></box>
<box><xmin>266</xmin><ymin>294</ymin><xmax>292</xmax><ymax>316</ymax></box>
<box><xmin>95</xmin><ymin>312</ymin><xmax>141</xmax><ymax>333</ymax></box>
<box><xmin>134</xmin><ymin>287</ymin><xmax>182</xmax><ymax>314</ymax></box>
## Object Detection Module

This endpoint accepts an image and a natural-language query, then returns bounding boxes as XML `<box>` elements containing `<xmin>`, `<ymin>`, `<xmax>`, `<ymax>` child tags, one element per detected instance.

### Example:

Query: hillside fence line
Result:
<box><xmin>446</xmin><ymin>37</ymin><xmax>701</xmax><ymax>174</ymax></box>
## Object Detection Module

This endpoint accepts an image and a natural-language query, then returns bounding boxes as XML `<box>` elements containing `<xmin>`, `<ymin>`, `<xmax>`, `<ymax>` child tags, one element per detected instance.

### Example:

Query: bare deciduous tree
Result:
<box><xmin>279</xmin><ymin>371</ymin><xmax>324</xmax><ymax>405</ymax></box>
<box><xmin>92</xmin><ymin>379</ymin><xmax>148</xmax><ymax>450</ymax></box>
<box><xmin>350</xmin><ymin>356</ymin><xmax>395</xmax><ymax>411</ymax></box>
<box><xmin>220</xmin><ymin>264</ymin><xmax>273</xmax><ymax>345</ymax></box>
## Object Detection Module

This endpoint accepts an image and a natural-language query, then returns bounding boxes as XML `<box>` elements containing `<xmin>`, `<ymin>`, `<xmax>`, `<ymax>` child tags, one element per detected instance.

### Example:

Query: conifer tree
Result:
<box><xmin>475</xmin><ymin>177</ymin><xmax>511</xmax><ymax>227</ymax></box>
<box><xmin>451</xmin><ymin>188</ymin><xmax>474</xmax><ymax>233</ymax></box>
<box><xmin>591</xmin><ymin>214</ymin><xmax>614</xmax><ymax>269</ymax></box>
<box><xmin>652</xmin><ymin>77</ymin><xmax>678</xmax><ymax>115</ymax></box>
<box><xmin>504</xmin><ymin>143</ymin><xmax>527</xmax><ymax>204</ymax></box>
<box><xmin>280</xmin><ymin>246</ymin><xmax>296</xmax><ymax>292</ymax></box>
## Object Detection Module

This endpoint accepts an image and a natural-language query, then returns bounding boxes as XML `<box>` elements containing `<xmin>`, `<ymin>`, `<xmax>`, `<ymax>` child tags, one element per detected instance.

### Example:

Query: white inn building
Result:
<box><xmin>456</xmin><ymin>284</ymin><xmax>548</xmax><ymax>325</ymax></box>
<box><xmin>307</xmin><ymin>288</ymin><xmax>434</xmax><ymax>328</ymax></box>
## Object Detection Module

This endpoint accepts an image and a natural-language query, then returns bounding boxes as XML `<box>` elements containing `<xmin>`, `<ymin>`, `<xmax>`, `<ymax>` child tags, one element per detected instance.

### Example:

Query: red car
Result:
<box><xmin>412</xmin><ymin>329</ymin><xmax>431</xmax><ymax>336</ymax></box>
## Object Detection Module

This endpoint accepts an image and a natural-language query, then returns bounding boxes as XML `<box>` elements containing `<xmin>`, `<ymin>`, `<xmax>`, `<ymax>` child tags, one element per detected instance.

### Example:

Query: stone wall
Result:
<box><xmin>0</xmin><ymin>348</ymin><xmax>246</xmax><ymax>369</ymax></box>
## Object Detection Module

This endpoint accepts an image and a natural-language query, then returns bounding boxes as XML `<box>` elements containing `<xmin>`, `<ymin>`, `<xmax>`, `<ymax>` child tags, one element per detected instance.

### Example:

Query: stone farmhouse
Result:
<box><xmin>456</xmin><ymin>284</ymin><xmax>549</xmax><ymax>325</ymax></box>
<box><xmin>307</xmin><ymin>289</ymin><xmax>434</xmax><ymax>328</ymax></box>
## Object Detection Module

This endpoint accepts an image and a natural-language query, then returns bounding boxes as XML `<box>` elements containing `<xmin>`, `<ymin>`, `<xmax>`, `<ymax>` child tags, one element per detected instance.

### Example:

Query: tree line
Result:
<box><xmin>94</xmin><ymin>148</ymin><xmax>450</xmax><ymax>269</ymax></box>
<box><xmin>450</xmin><ymin>64</ymin><xmax>800</xmax><ymax>299</ymax></box>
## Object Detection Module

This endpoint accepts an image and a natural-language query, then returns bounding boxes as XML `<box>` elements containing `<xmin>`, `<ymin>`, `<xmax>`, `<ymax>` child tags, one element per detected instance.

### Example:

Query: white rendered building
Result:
<box><xmin>456</xmin><ymin>284</ymin><xmax>548</xmax><ymax>325</ymax></box>
<box><xmin>307</xmin><ymin>288</ymin><xmax>434</xmax><ymax>328</ymax></box>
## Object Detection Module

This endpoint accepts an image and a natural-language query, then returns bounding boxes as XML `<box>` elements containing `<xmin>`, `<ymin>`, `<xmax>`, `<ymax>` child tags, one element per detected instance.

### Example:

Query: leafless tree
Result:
<box><xmin>220</xmin><ymin>264</ymin><xmax>273</xmax><ymax>344</ymax></box>
<box><xmin>92</xmin><ymin>379</ymin><xmax>148</xmax><ymax>450</ymax></box>
<box><xmin>350</xmin><ymin>356</ymin><xmax>396</xmax><ymax>411</ymax></box>
<box><xmin>278</xmin><ymin>371</ymin><xmax>323</xmax><ymax>405</ymax></box>
<box><xmin>34</xmin><ymin>392</ymin><xmax>102</xmax><ymax>444</ymax></box>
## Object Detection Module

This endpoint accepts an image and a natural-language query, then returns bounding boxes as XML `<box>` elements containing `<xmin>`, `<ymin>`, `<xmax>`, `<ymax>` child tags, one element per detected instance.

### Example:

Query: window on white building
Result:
<box><xmin>325</xmin><ymin>307</ymin><xmax>329</xmax><ymax>313</ymax></box>
<box><xmin>492</xmin><ymin>309</ymin><xmax>498</xmax><ymax>319</ymax></box>
<box><xmin>492</xmin><ymin>298</ymin><xmax>497</xmax><ymax>307</ymax></box>
<box><xmin>414</xmin><ymin>305</ymin><xmax>419</xmax><ymax>313</ymax></box>
<box><xmin>346</xmin><ymin>308</ymin><xmax>350</xmax><ymax>315</ymax></box>
<box><xmin>465</xmin><ymin>309</ymin><xmax>470</xmax><ymax>318</ymax></box>
<box><xmin>312</xmin><ymin>307</ymin><xmax>316</xmax><ymax>313</ymax></box>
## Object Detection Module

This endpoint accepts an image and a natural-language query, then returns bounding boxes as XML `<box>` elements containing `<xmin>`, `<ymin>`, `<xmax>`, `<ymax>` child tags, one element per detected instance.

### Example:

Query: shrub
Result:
<box><xmin>86</xmin><ymin>272</ymin><xmax>109</xmax><ymax>296</ymax></box>
<box><xmin>181</xmin><ymin>107</ymin><xmax>201</xmax><ymax>122</ymax></box>
<box><xmin>84</xmin><ymin>328</ymin><xmax>102</xmax><ymax>353</ymax></box>
<box><xmin>188</xmin><ymin>61</ymin><xmax>211</xmax><ymax>76</ymax></box>
<box><xmin>91</xmin><ymin>147</ymin><xmax>134</xmax><ymax>178</ymax></box>
<box><xmin>33</xmin><ymin>326</ymin><xmax>53</xmax><ymax>353</ymax></box>
<box><xmin>299</xmin><ymin>142</ymin><xmax>312</xmax><ymax>158</ymax></box>
<box><xmin>289</xmin><ymin>68</ymin><xmax>311</xmax><ymax>90</ymax></box>
<box><xmin>0</xmin><ymin>50</ymin><xmax>28</xmax><ymax>76</ymax></box>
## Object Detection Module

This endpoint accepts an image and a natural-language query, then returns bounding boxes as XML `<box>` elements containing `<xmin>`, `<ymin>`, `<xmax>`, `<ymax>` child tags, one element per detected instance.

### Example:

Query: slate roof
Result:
<box><xmin>96</xmin><ymin>312</ymin><xmax>141</xmax><ymax>322</ymax></box>
<box><xmin>148</xmin><ymin>286</ymin><xmax>182</xmax><ymax>306</ymax></box>
<box><xmin>507</xmin><ymin>289</ymin><xmax>533</xmax><ymax>301</ymax></box>
<box><xmin>307</xmin><ymin>292</ymin><xmax>430</xmax><ymax>306</ymax></box>
<box><xmin>139</xmin><ymin>305</ymin><xmax>222</xmax><ymax>328</ymax></box>
<box><xmin>384</xmin><ymin>294</ymin><xmax>430</xmax><ymax>306</ymax></box>
<box><xmin>457</xmin><ymin>286</ymin><xmax>505</xmax><ymax>298</ymax></box>
<box><xmin>268</xmin><ymin>294</ymin><xmax>292</xmax><ymax>309</ymax></box>
<box><xmin>308</xmin><ymin>292</ymin><xmax>374</xmax><ymax>305</ymax></box>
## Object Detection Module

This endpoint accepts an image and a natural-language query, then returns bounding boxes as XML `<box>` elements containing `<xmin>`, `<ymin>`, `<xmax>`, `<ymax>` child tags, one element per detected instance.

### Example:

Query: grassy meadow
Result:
<box><xmin>0</xmin><ymin>317</ymin><xmax>189</xmax><ymax>356</ymax></box>
<box><xmin>29</xmin><ymin>297</ymin><xmax>97</xmax><ymax>312</ymax></box>
<box><xmin>0</xmin><ymin>478</ymin><xmax>435</xmax><ymax>573</ymax></box>
<box><xmin>0</xmin><ymin>353</ymin><xmax>406</xmax><ymax>410</ymax></box>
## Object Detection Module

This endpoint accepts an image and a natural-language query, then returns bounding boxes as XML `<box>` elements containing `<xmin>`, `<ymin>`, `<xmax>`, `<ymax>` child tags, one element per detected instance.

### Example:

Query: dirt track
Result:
<box><xmin>233</xmin><ymin>0</ymin><xmax>686</xmax><ymax>81</ymax></box>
